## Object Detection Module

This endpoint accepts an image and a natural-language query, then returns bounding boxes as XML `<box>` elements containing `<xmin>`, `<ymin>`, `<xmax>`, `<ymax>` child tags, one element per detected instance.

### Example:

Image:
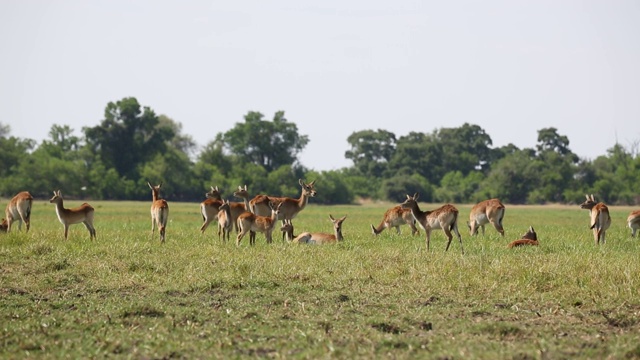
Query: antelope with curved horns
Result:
<box><xmin>49</xmin><ymin>190</ymin><xmax>96</xmax><ymax>240</ymax></box>
<box><xmin>468</xmin><ymin>198</ymin><xmax>505</xmax><ymax>236</ymax></box>
<box><xmin>579</xmin><ymin>194</ymin><xmax>611</xmax><ymax>245</ymax></box>
<box><xmin>4</xmin><ymin>191</ymin><xmax>34</xmax><ymax>233</ymax></box>
<box><xmin>400</xmin><ymin>193</ymin><xmax>464</xmax><ymax>254</ymax></box>
<box><xmin>148</xmin><ymin>181</ymin><xmax>169</xmax><ymax>242</ymax></box>
<box><xmin>249</xmin><ymin>179</ymin><xmax>316</xmax><ymax>221</ymax></box>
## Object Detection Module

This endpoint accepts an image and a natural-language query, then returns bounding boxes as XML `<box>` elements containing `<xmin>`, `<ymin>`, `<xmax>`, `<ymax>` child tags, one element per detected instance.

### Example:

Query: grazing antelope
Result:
<box><xmin>292</xmin><ymin>215</ymin><xmax>347</xmax><ymax>245</ymax></box>
<box><xmin>200</xmin><ymin>186</ymin><xmax>223</xmax><ymax>234</ymax></box>
<box><xmin>280</xmin><ymin>219</ymin><xmax>296</xmax><ymax>242</ymax></box>
<box><xmin>0</xmin><ymin>219</ymin><xmax>8</xmax><ymax>233</ymax></box>
<box><xmin>148</xmin><ymin>182</ymin><xmax>169</xmax><ymax>242</ymax></box>
<box><xmin>49</xmin><ymin>190</ymin><xmax>96</xmax><ymax>240</ymax></box>
<box><xmin>627</xmin><ymin>210</ymin><xmax>640</xmax><ymax>238</ymax></box>
<box><xmin>507</xmin><ymin>226</ymin><xmax>538</xmax><ymax>248</ymax></box>
<box><xmin>370</xmin><ymin>205</ymin><xmax>419</xmax><ymax>236</ymax></box>
<box><xmin>400</xmin><ymin>193</ymin><xmax>464</xmax><ymax>254</ymax></box>
<box><xmin>467</xmin><ymin>198</ymin><xmax>505</xmax><ymax>236</ymax></box>
<box><xmin>250</xmin><ymin>179</ymin><xmax>316</xmax><ymax>221</ymax></box>
<box><xmin>236</xmin><ymin>201</ymin><xmax>283</xmax><ymax>246</ymax></box>
<box><xmin>217</xmin><ymin>200</ymin><xmax>232</xmax><ymax>242</ymax></box>
<box><xmin>579</xmin><ymin>194</ymin><xmax>611</xmax><ymax>245</ymax></box>
<box><xmin>4</xmin><ymin>191</ymin><xmax>34</xmax><ymax>232</ymax></box>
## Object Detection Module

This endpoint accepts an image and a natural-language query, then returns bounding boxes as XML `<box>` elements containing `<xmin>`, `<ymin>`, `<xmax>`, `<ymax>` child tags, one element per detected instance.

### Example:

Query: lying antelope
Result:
<box><xmin>217</xmin><ymin>200</ymin><xmax>232</xmax><ymax>242</ymax></box>
<box><xmin>250</xmin><ymin>179</ymin><xmax>316</xmax><ymax>222</ymax></box>
<box><xmin>292</xmin><ymin>215</ymin><xmax>347</xmax><ymax>245</ymax></box>
<box><xmin>400</xmin><ymin>193</ymin><xmax>464</xmax><ymax>254</ymax></box>
<box><xmin>200</xmin><ymin>186</ymin><xmax>222</xmax><ymax>234</ymax></box>
<box><xmin>280</xmin><ymin>219</ymin><xmax>296</xmax><ymax>242</ymax></box>
<box><xmin>579</xmin><ymin>194</ymin><xmax>611</xmax><ymax>245</ymax></box>
<box><xmin>627</xmin><ymin>210</ymin><xmax>640</xmax><ymax>238</ymax></box>
<box><xmin>468</xmin><ymin>198</ymin><xmax>505</xmax><ymax>236</ymax></box>
<box><xmin>4</xmin><ymin>191</ymin><xmax>34</xmax><ymax>232</ymax></box>
<box><xmin>236</xmin><ymin>201</ymin><xmax>282</xmax><ymax>246</ymax></box>
<box><xmin>507</xmin><ymin>226</ymin><xmax>538</xmax><ymax>248</ymax></box>
<box><xmin>148</xmin><ymin>182</ymin><xmax>169</xmax><ymax>242</ymax></box>
<box><xmin>370</xmin><ymin>205</ymin><xmax>419</xmax><ymax>236</ymax></box>
<box><xmin>49</xmin><ymin>190</ymin><xmax>96</xmax><ymax>240</ymax></box>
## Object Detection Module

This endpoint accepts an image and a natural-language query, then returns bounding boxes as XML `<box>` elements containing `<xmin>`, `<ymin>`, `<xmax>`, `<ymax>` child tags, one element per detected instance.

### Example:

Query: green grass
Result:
<box><xmin>1</xmin><ymin>200</ymin><xmax>639</xmax><ymax>359</ymax></box>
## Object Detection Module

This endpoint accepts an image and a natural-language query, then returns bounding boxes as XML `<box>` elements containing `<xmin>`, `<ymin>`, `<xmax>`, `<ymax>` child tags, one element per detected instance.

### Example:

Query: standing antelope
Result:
<box><xmin>370</xmin><ymin>205</ymin><xmax>419</xmax><ymax>236</ymax></box>
<box><xmin>249</xmin><ymin>179</ymin><xmax>316</xmax><ymax>221</ymax></box>
<box><xmin>217</xmin><ymin>200</ymin><xmax>232</xmax><ymax>242</ymax></box>
<box><xmin>579</xmin><ymin>194</ymin><xmax>611</xmax><ymax>245</ymax></box>
<box><xmin>148</xmin><ymin>182</ymin><xmax>169</xmax><ymax>242</ymax></box>
<box><xmin>280</xmin><ymin>219</ymin><xmax>296</xmax><ymax>242</ymax></box>
<box><xmin>49</xmin><ymin>190</ymin><xmax>96</xmax><ymax>240</ymax></box>
<box><xmin>292</xmin><ymin>215</ymin><xmax>347</xmax><ymax>245</ymax></box>
<box><xmin>236</xmin><ymin>201</ymin><xmax>282</xmax><ymax>246</ymax></box>
<box><xmin>467</xmin><ymin>198</ymin><xmax>505</xmax><ymax>236</ymax></box>
<box><xmin>200</xmin><ymin>186</ymin><xmax>223</xmax><ymax>234</ymax></box>
<box><xmin>627</xmin><ymin>210</ymin><xmax>640</xmax><ymax>238</ymax></box>
<box><xmin>507</xmin><ymin>226</ymin><xmax>538</xmax><ymax>248</ymax></box>
<box><xmin>4</xmin><ymin>191</ymin><xmax>34</xmax><ymax>232</ymax></box>
<box><xmin>400</xmin><ymin>193</ymin><xmax>464</xmax><ymax>254</ymax></box>
<box><xmin>230</xmin><ymin>185</ymin><xmax>252</xmax><ymax>232</ymax></box>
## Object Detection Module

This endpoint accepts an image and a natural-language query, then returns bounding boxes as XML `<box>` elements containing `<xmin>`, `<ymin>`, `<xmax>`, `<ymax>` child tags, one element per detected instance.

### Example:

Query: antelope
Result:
<box><xmin>236</xmin><ymin>201</ymin><xmax>283</xmax><ymax>246</ymax></box>
<box><xmin>507</xmin><ymin>226</ymin><xmax>538</xmax><ymax>248</ymax></box>
<box><xmin>230</xmin><ymin>185</ymin><xmax>252</xmax><ymax>232</ymax></box>
<box><xmin>200</xmin><ymin>186</ymin><xmax>222</xmax><ymax>234</ymax></box>
<box><xmin>292</xmin><ymin>215</ymin><xmax>347</xmax><ymax>245</ymax></box>
<box><xmin>579</xmin><ymin>194</ymin><xmax>611</xmax><ymax>245</ymax></box>
<box><xmin>400</xmin><ymin>193</ymin><xmax>464</xmax><ymax>254</ymax></box>
<box><xmin>370</xmin><ymin>205</ymin><xmax>419</xmax><ymax>236</ymax></box>
<box><xmin>217</xmin><ymin>200</ymin><xmax>232</xmax><ymax>242</ymax></box>
<box><xmin>4</xmin><ymin>191</ymin><xmax>34</xmax><ymax>232</ymax></box>
<box><xmin>467</xmin><ymin>198</ymin><xmax>505</xmax><ymax>236</ymax></box>
<box><xmin>49</xmin><ymin>190</ymin><xmax>96</xmax><ymax>240</ymax></box>
<box><xmin>280</xmin><ymin>219</ymin><xmax>296</xmax><ymax>242</ymax></box>
<box><xmin>0</xmin><ymin>219</ymin><xmax>8</xmax><ymax>233</ymax></box>
<box><xmin>250</xmin><ymin>179</ymin><xmax>316</xmax><ymax>221</ymax></box>
<box><xmin>627</xmin><ymin>210</ymin><xmax>640</xmax><ymax>238</ymax></box>
<box><xmin>148</xmin><ymin>182</ymin><xmax>169</xmax><ymax>242</ymax></box>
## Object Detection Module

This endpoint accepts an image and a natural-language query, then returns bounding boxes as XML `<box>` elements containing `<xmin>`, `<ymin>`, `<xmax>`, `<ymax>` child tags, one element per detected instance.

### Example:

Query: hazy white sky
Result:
<box><xmin>1</xmin><ymin>1</ymin><xmax>639</xmax><ymax>171</ymax></box>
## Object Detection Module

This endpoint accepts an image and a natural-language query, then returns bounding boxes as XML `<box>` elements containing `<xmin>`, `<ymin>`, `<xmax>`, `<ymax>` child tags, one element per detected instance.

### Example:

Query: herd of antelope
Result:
<box><xmin>2</xmin><ymin>179</ymin><xmax>640</xmax><ymax>250</ymax></box>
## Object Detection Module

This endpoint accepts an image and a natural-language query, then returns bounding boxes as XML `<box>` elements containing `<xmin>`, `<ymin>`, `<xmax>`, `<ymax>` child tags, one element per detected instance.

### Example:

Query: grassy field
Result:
<box><xmin>1</xmin><ymin>198</ymin><xmax>639</xmax><ymax>359</ymax></box>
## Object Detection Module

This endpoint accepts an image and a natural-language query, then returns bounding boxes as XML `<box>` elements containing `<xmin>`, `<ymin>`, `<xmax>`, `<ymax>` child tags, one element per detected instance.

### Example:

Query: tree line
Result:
<box><xmin>1</xmin><ymin>97</ymin><xmax>639</xmax><ymax>205</ymax></box>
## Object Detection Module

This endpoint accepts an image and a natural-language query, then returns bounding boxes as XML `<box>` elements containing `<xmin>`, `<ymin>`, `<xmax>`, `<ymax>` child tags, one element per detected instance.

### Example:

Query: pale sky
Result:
<box><xmin>1</xmin><ymin>1</ymin><xmax>639</xmax><ymax>171</ymax></box>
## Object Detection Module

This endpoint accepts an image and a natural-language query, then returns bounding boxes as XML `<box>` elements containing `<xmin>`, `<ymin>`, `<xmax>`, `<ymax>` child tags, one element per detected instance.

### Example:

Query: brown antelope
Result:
<box><xmin>49</xmin><ymin>190</ymin><xmax>96</xmax><ymax>240</ymax></box>
<box><xmin>370</xmin><ymin>205</ymin><xmax>419</xmax><ymax>236</ymax></box>
<box><xmin>280</xmin><ymin>219</ymin><xmax>296</xmax><ymax>242</ymax></box>
<box><xmin>249</xmin><ymin>179</ymin><xmax>316</xmax><ymax>221</ymax></box>
<box><xmin>627</xmin><ymin>210</ymin><xmax>640</xmax><ymax>238</ymax></box>
<box><xmin>579</xmin><ymin>194</ymin><xmax>611</xmax><ymax>245</ymax></box>
<box><xmin>217</xmin><ymin>200</ymin><xmax>232</xmax><ymax>242</ymax></box>
<box><xmin>230</xmin><ymin>185</ymin><xmax>252</xmax><ymax>232</ymax></box>
<box><xmin>236</xmin><ymin>201</ymin><xmax>283</xmax><ymax>246</ymax></box>
<box><xmin>0</xmin><ymin>218</ymin><xmax>8</xmax><ymax>233</ymax></box>
<box><xmin>507</xmin><ymin>226</ymin><xmax>538</xmax><ymax>248</ymax></box>
<box><xmin>148</xmin><ymin>182</ymin><xmax>169</xmax><ymax>242</ymax></box>
<box><xmin>292</xmin><ymin>215</ymin><xmax>347</xmax><ymax>245</ymax></box>
<box><xmin>4</xmin><ymin>191</ymin><xmax>34</xmax><ymax>232</ymax></box>
<box><xmin>200</xmin><ymin>186</ymin><xmax>222</xmax><ymax>233</ymax></box>
<box><xmin>400</xmin><ymin>193</ymin><xmax>464</xmax><ymax>254</ymax></box>
<box><xmin>468</xmin><ymin>198</ymin><xmax>505</xmax><ymax>236</ymax></box>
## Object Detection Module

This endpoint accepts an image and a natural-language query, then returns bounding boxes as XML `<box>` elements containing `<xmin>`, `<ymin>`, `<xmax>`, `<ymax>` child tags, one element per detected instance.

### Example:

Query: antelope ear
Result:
<box><xmin>148</xmin><ymin>182</ymin><xmax>153</xmax><ymax>189</ymax></box>
<box><xmin>299</xmin><ymin>179</ymin><xmax>304</xmax><ymax>186</ymax></box>
<box><xmin>329</xmin><ymin>214</ymin><xmax>335</xmax><ymax>221</ymax></box>
<box><xmin>309</xmin><ymin>180</ymin><xmax>316</xmax><ymax>186</ymax></box>
<box><xmin>529</xmin><ymin>226</ymin><xmax>535</xmax><ymax>232</ymax></box>
<box><xmin>413</xmin><ymin>192</ymin><xmax>420</xmax><ymax>200</ymax></box>
<box><xmin>158</xmin><ymin>182</ymin><xmax>163</xmax><ymax>188</ymax></box>
<box><xmin>590</xmin><ymin>194</ymin><xmax>595</xmax><ymax>202</ymax></box>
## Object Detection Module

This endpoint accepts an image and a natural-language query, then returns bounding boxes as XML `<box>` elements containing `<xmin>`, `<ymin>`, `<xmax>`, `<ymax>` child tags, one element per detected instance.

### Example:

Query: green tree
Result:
<box><xmin>0</xmin><ymin>124</ymin><xmax>36</xmax><ymax>187</ymax></box>
<box><xmin>83</xmin><ymin>97</ymin><xmax>174</xmax><ymax>179</ymax></box>
<box><xmin>345</xmin><ymin>129</ymin><xmax>396</xmax><ymax>177</ymax></box>
<box><xmin>436</xmin><ymin>123</ymin><xmax>494</xmax><ymax>174</ymax></box>
<box><xmin>388</xmin><ymin>132</ymin><xmax>443</xmax><ymax>184</ymax></box>
<box><xmin>219</xmin><ymin>111</ymin><xmax>309</xmax><ymax>172</ymax></box>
